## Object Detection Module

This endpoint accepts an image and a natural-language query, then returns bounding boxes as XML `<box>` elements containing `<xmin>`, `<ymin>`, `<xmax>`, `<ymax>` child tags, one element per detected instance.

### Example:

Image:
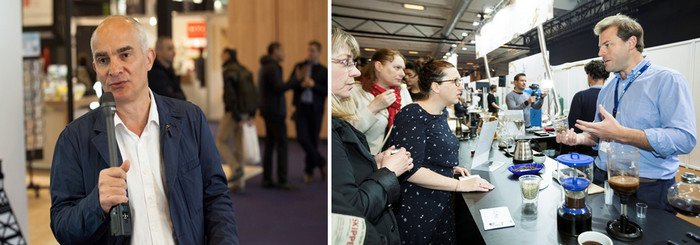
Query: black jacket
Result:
<box><xmin>148</xmin><ymin>60</ymin><xmax>186</xmax><ymax>100</ymax></box>
<box><xmin>222</xmin><ymin>60</ymin><xmax>257</xmax><ymax>121</ymax></box>
<box><xmin>288</xmin><ymin>60</ymin><xmax>328</xmax><ymax>110</ymax></box>
<box><xmin>258</xmin><ymin>55</ymin><xmax>296</xmax><ymax>119</ymax></box>
<box><xmin>331</xmin><ymin>117</ymin><xmax>401</xmax><ymax>245</ymax></box>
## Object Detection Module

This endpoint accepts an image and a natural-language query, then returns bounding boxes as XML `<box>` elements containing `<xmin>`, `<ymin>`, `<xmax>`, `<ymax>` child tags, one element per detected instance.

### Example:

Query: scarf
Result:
<box><xmin>369</xmin><ymin>83</ymin><xmax>402</xmax><ymax>132</ymax></box>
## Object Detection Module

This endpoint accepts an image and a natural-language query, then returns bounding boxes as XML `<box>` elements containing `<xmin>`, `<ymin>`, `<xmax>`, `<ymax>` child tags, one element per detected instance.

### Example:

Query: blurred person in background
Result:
<box><xmin>288</xmin><ymin>40</ymin><xmax>328</xmax><ymax>183</ymax></box>
<box><xmin>258</xmin><ymin>42</ymin><xmax>296</xmax><ymax>190</ymax></box>
<box><xmin>148</xmin><ymin>36</ymin><xmax>186</xmax><ymax>100</ymax></box>
<box><xmin>217</xmin><ymin>48</ymin><xmax>257</xmax><ymax>192</ymax></box>
<box><xmin>566</xmin><ymin>59</ymin><xmax>609</xmax><ymax>157</ymax></box>
<box><xmin>351</xmin><ymin>48</ymin><xmax>412</xmax><ymax>154</ymax></box>
<box><xmin>331</xmin><ymin>26</ymin><xmax>413</xmax><ymax>245</ymax></box>
<box><xmin>403</xmin><ymin>60</ymin><xmax>421</xmax><ymax>101</ymax></box>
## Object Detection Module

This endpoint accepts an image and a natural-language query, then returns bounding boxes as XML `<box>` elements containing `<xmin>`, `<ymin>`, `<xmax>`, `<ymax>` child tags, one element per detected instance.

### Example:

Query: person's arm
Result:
<box><xmin>332</xmin><ymin>129</ymin><xmax>400</xmax><ymax>223</ymax></box>
<box><xmin>195</xmin><ymin>107</ymin><xmax>239</xmax><ymax>244</ymax></box>
<box><xmin>506</xmin><ymin>92</ymin><xmax>528</xmax><ymax>109</ymax></box>
<box><xmin>268</xmin><ymin>64</ymin><xmax>296</xmax><ymax>93</ymax></box>
<box><xmin>576</xmin><ymin>74</ymin><xmax>697</xmax><ymax>154</ymax></box>
<box><xmin>311</xmin><ymin>66</ymin><xmax>328</xmax><ymax>96</ymax></box>
<box><xmin>407</xmin><ymin>168</ymin><xmax>493</xmax><ymax>192</ymax></box>
<box><xmin>50</xmin><ymin>128</ymin><xmax>110</xmax><ymax>244</ymax></box>
<box><xmin>531</xmin><ymin>93</ymin><xmax>544</xmax><ymax>110</ymax></box>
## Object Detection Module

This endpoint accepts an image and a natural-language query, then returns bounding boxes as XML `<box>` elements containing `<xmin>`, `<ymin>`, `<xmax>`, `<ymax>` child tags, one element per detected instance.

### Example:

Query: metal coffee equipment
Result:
<box><xmin>513</xmin><ymin>139</ymin><xmax>533</xmax><ymax>164</ymax></box>
<box><xmin>513</xmin><ymin>119</ymin><xmax>525</xmax><ymax>139</ymax></box>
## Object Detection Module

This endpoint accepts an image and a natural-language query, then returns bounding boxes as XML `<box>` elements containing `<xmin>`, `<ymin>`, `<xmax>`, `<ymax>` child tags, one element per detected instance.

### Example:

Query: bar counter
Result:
<box><xmin>457</xmin><ymin>140</ymin><xmax>699</xmax><ymax>245</ymax></box>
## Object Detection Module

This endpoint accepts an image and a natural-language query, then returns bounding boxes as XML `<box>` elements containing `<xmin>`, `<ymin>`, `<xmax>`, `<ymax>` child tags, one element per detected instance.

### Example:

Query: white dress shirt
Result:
<box><xmin>114</xmin><ymin>90</ymin><xmax>175</xmax><ymax>244</ymax></box>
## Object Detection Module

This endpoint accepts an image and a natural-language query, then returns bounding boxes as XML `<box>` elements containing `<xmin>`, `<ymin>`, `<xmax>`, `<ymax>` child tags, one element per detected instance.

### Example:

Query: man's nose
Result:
<box><xmin>109</xmin><ymin>59</ymin><xmax>123</xmax><ymax>76</ymax></box>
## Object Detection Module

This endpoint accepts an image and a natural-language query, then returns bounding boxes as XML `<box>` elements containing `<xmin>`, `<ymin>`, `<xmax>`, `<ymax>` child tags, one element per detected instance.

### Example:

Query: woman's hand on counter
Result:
<box><xmin>453</xmin><ymin>167</ymin><xmax>470</xmax><ymax>177</ymax></box>
<box><xmin>460</xmin><ymin>177</ymin><xmax>494</xmax><ymax>192</ymax></box>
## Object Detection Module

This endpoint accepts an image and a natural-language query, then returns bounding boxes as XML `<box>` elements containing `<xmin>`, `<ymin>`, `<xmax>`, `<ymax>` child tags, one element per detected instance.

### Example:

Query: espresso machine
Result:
<box><xmin>556</xmin><ymin>153</ymin><xmax>595</xmax><ymax>237</ymax></box>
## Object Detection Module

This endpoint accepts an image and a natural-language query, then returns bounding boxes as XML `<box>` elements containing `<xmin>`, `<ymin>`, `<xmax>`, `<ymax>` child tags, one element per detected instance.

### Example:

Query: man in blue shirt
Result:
<box><xmin>557</xmin><ymin>14</ymin><xmax>697</xmax><ymax>212</ymax></box>
<box><xmin>566</xmin><ymin>59</ymin><xmax>609</xmax><ymax>157</ymax></box>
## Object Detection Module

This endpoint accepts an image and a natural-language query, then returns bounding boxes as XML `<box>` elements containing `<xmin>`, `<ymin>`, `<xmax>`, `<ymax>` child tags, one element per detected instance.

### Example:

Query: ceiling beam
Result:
<box><xmin>431</xmin><ymin>0</ymin><xmax>473</xmax><ymax>57</ymax></box>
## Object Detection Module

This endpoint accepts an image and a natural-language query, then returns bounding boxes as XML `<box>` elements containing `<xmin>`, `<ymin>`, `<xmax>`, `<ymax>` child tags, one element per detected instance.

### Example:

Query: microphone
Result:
<box><xmin>100</xmin><ymin>92</ymin><xmax>132</xmax><ymax>237</ymax></box>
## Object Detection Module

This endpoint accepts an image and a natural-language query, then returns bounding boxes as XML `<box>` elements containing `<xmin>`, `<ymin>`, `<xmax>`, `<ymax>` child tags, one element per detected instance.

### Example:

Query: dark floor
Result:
<box><xmin>209</xmin><ymin>122</ymin><xmax>328</xmax><ymax>244</ymax></box>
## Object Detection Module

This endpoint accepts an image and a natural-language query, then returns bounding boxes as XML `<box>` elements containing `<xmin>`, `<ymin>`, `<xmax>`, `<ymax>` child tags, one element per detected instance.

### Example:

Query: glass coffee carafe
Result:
<box><xmin>605</xmin><ymin>142</ymin><xmax>643</xmax><ymax>241</ymax></box>
<box><xmin>668</xmin><ymin>172</ymin><xmax>700</xmax><ymax>217</ymax></box>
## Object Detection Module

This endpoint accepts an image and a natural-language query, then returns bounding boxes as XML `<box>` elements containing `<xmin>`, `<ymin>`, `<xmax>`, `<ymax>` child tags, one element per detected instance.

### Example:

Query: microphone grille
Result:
<box><xmin>101</xmin><ymin>92</ymin><xmax>116</xmax><ymax>107</ymax></box>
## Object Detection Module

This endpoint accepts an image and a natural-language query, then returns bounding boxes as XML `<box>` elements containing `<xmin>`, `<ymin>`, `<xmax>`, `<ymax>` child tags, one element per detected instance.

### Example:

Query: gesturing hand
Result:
<box><xmin>98</xmin><ymin>160</ymin><xmax>130</xmax><ymax>213</ymax></box>
<box><xmin>575</xmin><ymin>105</ymin><xmax>623</xmax><ymax>140</ymax></box>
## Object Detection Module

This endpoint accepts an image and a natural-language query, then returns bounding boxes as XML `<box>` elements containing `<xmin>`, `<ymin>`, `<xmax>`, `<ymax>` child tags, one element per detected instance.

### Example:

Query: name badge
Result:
<box><xmin>599</xmin><ymin>141</ymin><xmax>610</xmax><ymax>153</ymax></box>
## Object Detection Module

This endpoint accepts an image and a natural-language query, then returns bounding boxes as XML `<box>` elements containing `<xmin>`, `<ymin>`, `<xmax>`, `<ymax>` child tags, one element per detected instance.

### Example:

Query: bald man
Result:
<box><xmin>49</xmin><ymin>15</ymin><xmax>238</xmax><ymax>244</ymax></box>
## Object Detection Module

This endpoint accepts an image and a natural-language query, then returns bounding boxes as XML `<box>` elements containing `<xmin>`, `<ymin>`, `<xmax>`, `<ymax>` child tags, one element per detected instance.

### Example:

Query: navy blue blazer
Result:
<box><xmin>49</xmin><ymin>93</ymin><xmax>238</xmax><ymax>244</ymax></box>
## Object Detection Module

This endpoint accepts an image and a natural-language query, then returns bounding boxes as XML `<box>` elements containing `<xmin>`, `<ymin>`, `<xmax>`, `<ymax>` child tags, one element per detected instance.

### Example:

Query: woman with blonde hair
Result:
<box><xmin>331</xmin><ymin>26</ymin><xmax>413</xmax><ymax>245</ymax></box>
<box><xmin>351</xmin><ymin>48</ymin><xmax>413</xmax><ymax>154</ymax></box>
<box><xmin>386</xmin><ymin>58</ymin><xmax>494</xmax><ymax>244</ymax></box>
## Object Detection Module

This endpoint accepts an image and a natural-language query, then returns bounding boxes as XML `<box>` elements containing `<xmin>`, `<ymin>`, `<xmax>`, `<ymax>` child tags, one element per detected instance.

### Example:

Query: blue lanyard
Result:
<box><xmin>613</xmin><ymin>63</ymin><xmax>650</xmax><ymax>117</ymax></box>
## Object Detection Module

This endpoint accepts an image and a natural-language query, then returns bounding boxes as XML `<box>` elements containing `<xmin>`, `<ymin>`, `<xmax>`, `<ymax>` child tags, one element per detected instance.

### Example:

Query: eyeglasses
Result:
<box><xmin>331</xmin><ymin>58</ymin><xmax>356</xmax><ymax>71</ymax></box>
<box><xmin>438</xmin><ymin>78</ymin><xmax>462</xmax><ymax>87</ymax></box>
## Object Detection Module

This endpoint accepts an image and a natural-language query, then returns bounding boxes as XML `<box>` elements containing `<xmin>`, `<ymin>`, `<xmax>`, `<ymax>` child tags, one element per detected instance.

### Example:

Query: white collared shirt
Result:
<box><xmin>114</xmin><ymin>90</ymin><xmax>175</xmax><ymax>244</ymax></box>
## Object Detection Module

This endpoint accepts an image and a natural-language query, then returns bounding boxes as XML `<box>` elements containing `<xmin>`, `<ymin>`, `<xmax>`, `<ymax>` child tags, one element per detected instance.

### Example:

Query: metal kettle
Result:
<box><xmin>513</xmin><ymin>139</ymin><xmax>533</xmax><ymax>164</ymax></box>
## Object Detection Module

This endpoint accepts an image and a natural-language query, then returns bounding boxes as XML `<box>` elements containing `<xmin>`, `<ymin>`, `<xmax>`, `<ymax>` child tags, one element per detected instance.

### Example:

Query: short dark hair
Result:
<box><xmin>584</xmin><ymin>60</ymin><xmax>609</xmax><ymax>81</ymax></box>
<box><xmin>267</xmin><ymin>42</ymin><xmax>281</xmax><ymax>55</ymax></box>
<box><xmin>309</xmin><ymin>40</ymin><xmax>321</xmax><ymax>51</ymax></box>
<box><xmin>416</xmin><ymin>57</ymin><xmax>455</xmax><ymax>100</ymax></box>
<box><xmin>223</xmin><ymin>48</ymin><xmax>237</xmax><ymax>64</ymax></box>
<box><xmin>490</xmin><ymin>84</ymin><xmax>497</xmax><ymax>91</ymax></box>
<box><xmin>514</xmin><ymin>73</ymin><xmax>526</xmax><ymax>81</ymax></box>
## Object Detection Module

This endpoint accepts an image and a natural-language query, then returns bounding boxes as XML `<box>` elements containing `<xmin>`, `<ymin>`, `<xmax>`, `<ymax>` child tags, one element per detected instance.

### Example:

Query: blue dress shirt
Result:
<box><xmin>593</xmin><ymin>57</ymin><xmax>697</xmax><ymax>179</ymax></box>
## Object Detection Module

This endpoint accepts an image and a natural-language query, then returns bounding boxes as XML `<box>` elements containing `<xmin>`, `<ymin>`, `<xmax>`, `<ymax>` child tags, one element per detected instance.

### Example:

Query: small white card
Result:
<box><xmin>479</xmin><ymin>206</ymin><xmax>515</xmax><ymax>230</ymax></box>
<box><xmin>459</xmin><ymin>174</ymin><xmax>480</xmax><ymax>181</ymax></box>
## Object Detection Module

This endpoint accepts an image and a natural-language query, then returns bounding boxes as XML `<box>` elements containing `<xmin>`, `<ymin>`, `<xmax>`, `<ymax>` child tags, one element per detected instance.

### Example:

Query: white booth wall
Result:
<box><xmin>0</xmin><ymin>0</ymin><xmax>29</xmax><ymax>238</ymax></box>
<box><xmin>509</xmin><ymin>38</ymin><xmax>700</xmax><ymax>170</ymax></box>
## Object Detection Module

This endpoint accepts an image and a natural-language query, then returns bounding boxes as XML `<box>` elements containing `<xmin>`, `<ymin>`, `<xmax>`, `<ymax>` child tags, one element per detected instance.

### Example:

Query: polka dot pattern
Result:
<box><xmin>386</xmin><ymin>103</ymin><xmax>459</xmax><ymax>244</ymax></box>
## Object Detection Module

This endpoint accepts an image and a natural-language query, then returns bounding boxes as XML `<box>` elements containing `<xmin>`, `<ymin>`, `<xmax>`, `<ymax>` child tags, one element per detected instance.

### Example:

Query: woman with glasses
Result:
<box><xmin>404</xmin><ymin>61</ymin><xmax>422</xmax><ymax>101</ymax></box>
<box><xmin>385</xmin><ymin>58</ymin><xmax>495</xmax><ymax>244</ymax></box>
<box><xmin>331</xmin><ymin>26</ymin><xmax>414</xmax><ymax>245</ymax></box>
<box><xmin>351</xmin><ymin>48</ymin><xmax>413</xmax><ymax>155</ymax></box>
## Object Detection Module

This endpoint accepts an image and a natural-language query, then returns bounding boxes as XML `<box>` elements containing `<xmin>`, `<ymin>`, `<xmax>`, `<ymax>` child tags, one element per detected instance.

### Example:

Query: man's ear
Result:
<box><xmin>146</xmin><ymin>48</ymin><xmax>155</xmax><ymax>71</ymax></box>
<box><xmin>627</xmin><ymin>36</ymin><xmax>638</xmax><ymax>51</ymax></box>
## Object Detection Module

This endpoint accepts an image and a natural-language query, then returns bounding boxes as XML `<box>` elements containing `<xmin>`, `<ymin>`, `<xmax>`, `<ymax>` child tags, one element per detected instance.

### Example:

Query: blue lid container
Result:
<box><xmin>556</xmin><ymin>153</ymin><xmax>594</xmax><ymax>167</ymax></box>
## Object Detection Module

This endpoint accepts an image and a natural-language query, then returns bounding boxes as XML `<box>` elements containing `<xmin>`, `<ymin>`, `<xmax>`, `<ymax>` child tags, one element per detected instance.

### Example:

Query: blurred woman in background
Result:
<box><xmin>403</xmin><ymin>60</ymin><xmax>422</xmax><ymax>101</ymax></box>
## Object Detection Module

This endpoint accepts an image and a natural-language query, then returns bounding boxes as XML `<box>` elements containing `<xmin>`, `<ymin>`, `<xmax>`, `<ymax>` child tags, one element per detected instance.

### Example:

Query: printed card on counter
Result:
<box><xmin>479</xmin><ymin>206</ymin><xmax>515</xmax><ymax>230</ymax></box>
<box><xmin>331</xmin><ymin>213</ymin><xmax>366</xmax><ymax>245</ymax></box>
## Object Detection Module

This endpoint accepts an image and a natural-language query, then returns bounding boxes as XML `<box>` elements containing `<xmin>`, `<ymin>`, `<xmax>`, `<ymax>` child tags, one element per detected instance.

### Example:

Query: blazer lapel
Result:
<box><xmin>156</xmin><ymin>95</ymin><xmax>184</xmax><ymax>192</ymax></box>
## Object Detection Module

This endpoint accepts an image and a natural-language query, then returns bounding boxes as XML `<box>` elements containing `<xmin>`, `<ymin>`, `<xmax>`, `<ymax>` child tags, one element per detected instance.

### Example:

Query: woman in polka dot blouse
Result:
<box><xmin>386</xmin><ymin>58</ymin><xmax>495</xmax><ymax>244</ymax></box>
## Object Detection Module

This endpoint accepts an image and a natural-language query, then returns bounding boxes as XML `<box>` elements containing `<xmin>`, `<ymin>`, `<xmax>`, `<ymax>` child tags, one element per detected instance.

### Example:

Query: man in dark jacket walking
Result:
<box><xmin>148</xmin><ymin>36</ymin><xmax>186</xmax><ymax>100</ymax></box>
<box><xmin>288</xmin><ymin>41</ymin><xmax>328</xmax><ymax>183</ymax></box>
<box><xmin>217</xmin><ymin>48</ymin><xmax>257</xmax><ymax>192</ymax></box>
<box><xmin>258</xmin><ymin>42</ymin><xmax>296</xmax><ymax>190</ymax></box>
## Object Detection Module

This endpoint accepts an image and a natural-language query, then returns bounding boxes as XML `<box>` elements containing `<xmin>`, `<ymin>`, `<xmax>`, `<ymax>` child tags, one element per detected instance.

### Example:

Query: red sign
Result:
<box><xmin>187</xmin><ymin>22</ymin><xmax>206</xmax><ymax>38</ymax></box>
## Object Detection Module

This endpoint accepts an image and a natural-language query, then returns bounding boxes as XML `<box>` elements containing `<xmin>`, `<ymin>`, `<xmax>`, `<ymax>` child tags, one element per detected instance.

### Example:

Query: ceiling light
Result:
<box><xmin>451</xmin><ymin>44</ymin><xmax>457</xmax><ymax>48</ymax></box>
<box><xmin>467</xmin><ymin>62</ymin><xmax>474</xmax><ymax>65</ymax></box>
<box><xmin>443</xmin><ymin>55</ymin><xmax>447</xmax><ymax>59</ymax></box>
<box><xmin>462</xmin><ymin>32</ymin><xmax>468</xmax><ymax>37</ymax></box>
<box><xmin>446</xmin><ymin>52</ymin><xmax>450</xmax><ymax>56</ymax></box>
<box><xmin>462</xmin><ymin>46</ymin><xmax>467</xmax><ymax>50</ymax></box>
<box><xmin>470</xmin><ymin>40</ymin><xmax>476</xmax><ymax>44</ymax></box>
<box><xmin>364</xmin><ymin>48</ymin><xmax>376</xmax><ymax>52</ymax></box>
<box><xmin>484</xmin><ymin>7</ymin><xmax>493</xmax><ymax>14</ymax></box>
<box><xmin>408</xmin><ymin>51</ymin><xmax>419</xmax><ymax>54</ymax></box>
<box><xmin>403</xmin><ymin>3</ymin><xmax>425</xmax><ymax>11</ymax></box>
<box><xmin>472</xmin><ymin>21</ymin><xmax>480</xmax><ymax>26</ymax></box>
